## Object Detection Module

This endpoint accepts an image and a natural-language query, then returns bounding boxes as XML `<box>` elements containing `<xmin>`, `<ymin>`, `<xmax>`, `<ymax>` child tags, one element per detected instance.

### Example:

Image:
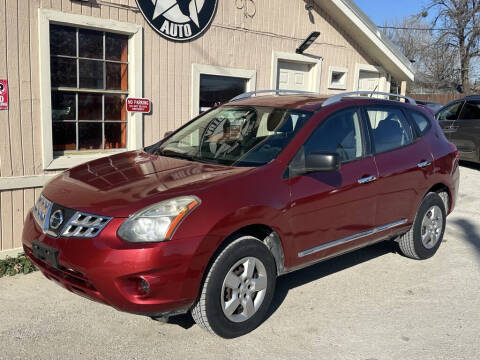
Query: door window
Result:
<box><xmin>437</xmin><ymin>102</ymin><xmax>463</xmax><ymax>121</ymax></box>
<box><xmin>459</xmin><ymin>101</ymin><xmax>480</xmax><ymax>120</ymax></box>
<box><xmin>366</xmin><ymin>108</ymin><xmax>413</xmax><ymax>154</ymax></box>
<box><xmin>302</xmin><ymin>107</ymin><xmax>364</xmax><ymax>163</ymax></box>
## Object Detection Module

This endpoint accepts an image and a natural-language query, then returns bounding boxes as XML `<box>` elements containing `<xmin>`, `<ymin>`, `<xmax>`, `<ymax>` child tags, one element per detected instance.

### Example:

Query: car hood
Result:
<box><xmin>42</xmin><ymin>150</ymin><xmax>253</xmax><ymax>217</ymax></box>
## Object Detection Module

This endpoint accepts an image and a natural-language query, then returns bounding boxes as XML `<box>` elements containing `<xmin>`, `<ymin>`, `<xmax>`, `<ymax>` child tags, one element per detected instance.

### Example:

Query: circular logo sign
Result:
<box><xmin>136</xmin><ymin>0</ymin><xmax>218</xmax><ymax>42</ymax></box>
<box><xmin>49</xmin><ymin>210</ymin><xmax>64</xmax><ymax>230</ymax></box>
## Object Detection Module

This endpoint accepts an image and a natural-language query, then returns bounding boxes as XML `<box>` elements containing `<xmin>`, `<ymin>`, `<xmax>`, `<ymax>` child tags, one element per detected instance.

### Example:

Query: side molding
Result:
<box><xmin>298</xmin><ymin>219</ymin><xmax>408</xmax><ymax>258</ymax></box>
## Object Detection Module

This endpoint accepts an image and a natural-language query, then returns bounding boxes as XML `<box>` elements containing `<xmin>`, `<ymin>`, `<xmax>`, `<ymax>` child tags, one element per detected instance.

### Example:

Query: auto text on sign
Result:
<box><xmin>0</xmin><ymin>80</ymin><xmax>8</xmax><ymax>110</ymax></box>
<box><xmin>127</xmin><ymin>98</ymin><xmax>151</xmax><ymax>113</ymax></box>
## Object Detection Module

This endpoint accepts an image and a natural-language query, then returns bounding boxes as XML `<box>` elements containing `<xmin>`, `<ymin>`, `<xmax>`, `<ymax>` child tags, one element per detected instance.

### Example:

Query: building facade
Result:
<box><xmin>0</xmin><ymin>0</ymin><xmax>414</xmax><ymax>257</ymax></box>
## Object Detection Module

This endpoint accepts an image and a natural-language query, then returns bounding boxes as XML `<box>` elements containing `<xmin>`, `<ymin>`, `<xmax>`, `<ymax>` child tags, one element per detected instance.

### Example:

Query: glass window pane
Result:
<box><xmin>79</xmin><ymin>122</ymin><xmax>103</xmax><ymax>150</ymax></box>
<box><xmin>460</xmin><ymin>101</ymin><xmax>480</xmax><ymax>120</ymax></box>
<box><xmin>437</xmin><ymin>102</ymin><xmax>463</xmax><ymax>121</ymax></box>
<box><xmin>106</xmin><ymin>62</ymin><xmax>128</xmax><ymax>90</ymax></box>
<box><xmin>366</xmin><ymin>108</ymin><xmax>413</xmax><ymax>154</ymax></box>
<box><xmin>199</xmin><ymin>75</ymin><xmax>247</xmax><ymax>113</ymax></box>
<box><xmin>53</xmin><ymin>122</ymin><xmax>77</xmax><ymax>151</ymax></box>
<box><xmin>106</xmin><ymin>33</ymin><xmax>128</xmax><ymax>62</ymax></box>
<box><xmin>409</xmin><ymin>111</ymin><xmax>430</xmax><ymax>135</ymax></box>
<box><xmin>78</xmin><ymin>94</ymin><xmax>102</xmax><ymax>120</ymax></box>
<box><xmin>105</xmin><ymin>95</ymin><xmax>126</xmax><ymax>120</ymax></box>
<box><xmin>50</xmin><ymin>25</ymin><xmax>76</xmax><ymax>56</ymax></box>
<box><xmin>304</xmin><ymin>108</ymin><xmax>364</xmax><ymax>163</ymax></box>
<box><xmin>105</xmin><ymin>122</ymin><xmax>127</xmax><ymax>149</ymax></box>
<box><xmin>51</xmin><ymin>57</ymin><xmax>77</xmax><ymax>87</ymax></box>
<box><xmin>79</xmin><ymin>59</ymin><xmax>104</xmax><ymax>89</ymax></box>
<box><xmin>52</xmin><ymin>91</ymin><xmax>76</xmax><ymax>121</ymax></box>
<box><xmin>79</xmin><ymin>29</ymin><xmax>103</xmax><ymax>59</ymax></box>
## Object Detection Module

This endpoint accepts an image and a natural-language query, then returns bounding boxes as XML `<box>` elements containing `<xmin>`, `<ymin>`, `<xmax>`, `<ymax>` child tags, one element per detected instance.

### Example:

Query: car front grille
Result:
<box><xmin>61</xmin><ymin>212</ymin><xmax>111</xmax><ymax>238</ymax></box>
<box><xmin>32</xmin><ymin>194</ymin><xmax>112</xmax><ymax>238</ymax></box>
<box><xmin>33</xmin><ymin>194</ymin><xmax>53</xmax><ymax>231</ymax></box>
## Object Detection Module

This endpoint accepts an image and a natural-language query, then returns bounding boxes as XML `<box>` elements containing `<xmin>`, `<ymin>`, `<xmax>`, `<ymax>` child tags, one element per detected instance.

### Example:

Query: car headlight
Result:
<box><xmin>118</xmin><ymin>196</ymin><xmax>200</xmax><ymax>243</ymax></box>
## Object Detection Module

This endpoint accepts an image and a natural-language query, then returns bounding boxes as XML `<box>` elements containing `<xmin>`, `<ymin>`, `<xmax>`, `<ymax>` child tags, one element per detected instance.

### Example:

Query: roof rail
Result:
<box><xmin>322</xmin><ymin>91</ymin><xmax>417</xmax><ymax>107</ymax></box>
<box><xmin>230</xmin><ymin>89</ymin><xmax>317</xmax><ymax>102</ymax></box>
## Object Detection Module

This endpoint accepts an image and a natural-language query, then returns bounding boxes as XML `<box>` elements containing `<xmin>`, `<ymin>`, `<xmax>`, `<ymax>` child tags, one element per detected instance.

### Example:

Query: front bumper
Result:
<box><xmin>22</xmin><ymin>210</ymin><xmax>208</xmax><ymax>316</ymax></box>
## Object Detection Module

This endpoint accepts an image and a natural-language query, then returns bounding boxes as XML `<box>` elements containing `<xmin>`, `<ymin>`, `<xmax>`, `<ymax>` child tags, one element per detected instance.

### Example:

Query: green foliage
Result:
<box><xmin>0</xmin><ymin>253</ymin><xmax>37</xmax><ymax>277</ymax></box>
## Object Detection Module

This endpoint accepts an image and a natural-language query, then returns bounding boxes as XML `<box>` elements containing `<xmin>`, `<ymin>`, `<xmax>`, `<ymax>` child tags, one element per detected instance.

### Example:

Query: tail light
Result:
<box><xmin>448</xmin><ymin>142</ymin><xmax>459</xmax><ymax>160</ymax></box>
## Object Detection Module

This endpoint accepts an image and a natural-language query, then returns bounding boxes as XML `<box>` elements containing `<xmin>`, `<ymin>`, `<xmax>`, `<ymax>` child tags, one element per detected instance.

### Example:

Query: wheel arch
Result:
<box><xmin>425</xmin><ymin>182</ymin><xmax>451</xmax><ymax>213</ymax></box>
<box><xmin>209</xmin><ymin>224</ymin><xmax>286</xmax><ymax>276</ymax></box>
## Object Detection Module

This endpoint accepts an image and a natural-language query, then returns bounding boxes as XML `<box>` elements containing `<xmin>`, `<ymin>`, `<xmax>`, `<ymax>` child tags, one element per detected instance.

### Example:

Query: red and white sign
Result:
<box><xmin>0</xmin><ymin>80</ymin><xmax>8</xmax><ymax>110</ymax></box>
<box><xmin>126</xmin><ymin>98</ymin><xmax>151</xmax><ymax>113</ymax></box>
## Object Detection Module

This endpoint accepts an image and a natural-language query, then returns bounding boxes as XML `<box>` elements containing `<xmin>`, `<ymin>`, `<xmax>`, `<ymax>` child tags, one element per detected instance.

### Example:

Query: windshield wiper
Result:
<box><xmin>157</xmin><ymin>149</ymin><xmax>197</xmax><ymax>161</ymax></box>
<box><xmin>157</xmin><ymin>149</ymin><xmax>216</xmax><ymax>164</ymax></box>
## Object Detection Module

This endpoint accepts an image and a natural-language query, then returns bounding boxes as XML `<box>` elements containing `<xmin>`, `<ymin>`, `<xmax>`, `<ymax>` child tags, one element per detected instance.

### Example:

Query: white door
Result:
<box><xmin>358</xmin><ymin>70</ymin><xmax>381</xmax><ymax>91</ymax></box>
<box><xmin>277</xmin><ymin>60</ymin><xmax>312</xmax><ymax>91</ymax></box>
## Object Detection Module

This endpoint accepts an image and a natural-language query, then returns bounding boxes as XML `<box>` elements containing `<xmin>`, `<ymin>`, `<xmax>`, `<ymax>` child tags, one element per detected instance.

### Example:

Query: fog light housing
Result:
<box><xmin>138</xmin><ymin>277</ymin><xmax>150</xmax><ymax>295</ymax></box>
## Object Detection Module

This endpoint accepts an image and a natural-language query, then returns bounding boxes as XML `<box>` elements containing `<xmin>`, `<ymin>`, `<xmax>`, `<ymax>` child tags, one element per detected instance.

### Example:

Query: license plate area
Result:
<box><xmin>32</xmin><ymin>240</ymin><xmax>59</xmax><ymax>269</ymax></box>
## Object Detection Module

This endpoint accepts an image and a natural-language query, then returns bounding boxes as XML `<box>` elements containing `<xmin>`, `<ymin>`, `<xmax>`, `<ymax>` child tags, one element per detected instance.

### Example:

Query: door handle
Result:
<box><xmin>417</xmin><ymin>161</ymin><xmax>432</xmax><ymax>168</ymax></box>
<box><xmin>358</xmin><ymin>175</ymin><xmax>377</xmax><ymax>184</ymax></box>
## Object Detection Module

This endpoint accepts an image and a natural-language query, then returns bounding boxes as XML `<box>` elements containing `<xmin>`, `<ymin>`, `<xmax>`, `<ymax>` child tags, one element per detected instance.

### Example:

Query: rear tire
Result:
<box><xmin>191</xmin><ymin>236</ymin><xmax>277</xmax><ymax>338</ymax></box>
<box><xmin>398</xmin><ymin>192</ymin><xmax>446</xmax><ymax>260</ymax></box>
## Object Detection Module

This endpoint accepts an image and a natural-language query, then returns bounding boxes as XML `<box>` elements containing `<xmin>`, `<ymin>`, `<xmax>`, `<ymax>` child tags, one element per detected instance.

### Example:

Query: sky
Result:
<box><xmin>354</xmin><ymin>0</ymin><xmax>429</xmax><ymax>25</ymax></box>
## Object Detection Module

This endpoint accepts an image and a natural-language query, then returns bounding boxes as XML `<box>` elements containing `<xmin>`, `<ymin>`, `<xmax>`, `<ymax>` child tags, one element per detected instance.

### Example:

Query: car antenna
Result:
<box><xmin>369</xmin><ymin>85</ymin><xmax>379</xmax><ymax>98</ymax></box>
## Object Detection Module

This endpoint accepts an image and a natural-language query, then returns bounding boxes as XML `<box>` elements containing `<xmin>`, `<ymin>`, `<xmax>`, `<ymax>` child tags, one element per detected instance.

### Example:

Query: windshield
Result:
<box><xmin>147</xmin><ymin>106</ymin><xmax>313</xmax><ymax>167</ymax></box>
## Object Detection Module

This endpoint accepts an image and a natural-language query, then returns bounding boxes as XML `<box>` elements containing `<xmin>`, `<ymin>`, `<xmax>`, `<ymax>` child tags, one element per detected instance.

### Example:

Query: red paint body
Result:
<box><xmin>22</xmin><ymin>96</ymin><xmax>459</xmax><ymax>316</ymax></box>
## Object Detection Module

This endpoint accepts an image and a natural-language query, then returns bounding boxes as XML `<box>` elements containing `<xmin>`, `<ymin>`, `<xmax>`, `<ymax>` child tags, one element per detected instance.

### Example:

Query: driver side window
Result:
<box><xmin>303</xmin><ymin>107</ymin><xmax>364</xmax><ymax>163</ymax></box>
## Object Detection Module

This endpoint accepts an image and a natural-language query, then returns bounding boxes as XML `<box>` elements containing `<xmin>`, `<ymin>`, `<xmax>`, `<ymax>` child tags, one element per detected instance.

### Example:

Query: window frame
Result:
<box><xmin>38</xmin><ymin>9</ymin><xmax>143</xmax><ymax>170</ymax></box>
<box><xmin>191</xmin><ymin>64</ymin><xmax>256</xmax><ymax>118</ymax></box>
<box><xmin>328</xmin><ymin>66</ymin><xmax>348</xmax><ymax>90</ymax></box>
<box><xmin>362</xmin><ymin>105</ymin><xmax>416</xmax><ymax>155</ymax></box>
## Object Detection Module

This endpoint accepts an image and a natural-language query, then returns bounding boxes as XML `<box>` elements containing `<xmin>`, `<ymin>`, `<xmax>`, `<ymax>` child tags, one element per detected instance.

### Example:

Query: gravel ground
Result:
<box><xmin>1</xmin><ymin>164</ymin><xmax>479</xmax><ymax>360</ymax></box>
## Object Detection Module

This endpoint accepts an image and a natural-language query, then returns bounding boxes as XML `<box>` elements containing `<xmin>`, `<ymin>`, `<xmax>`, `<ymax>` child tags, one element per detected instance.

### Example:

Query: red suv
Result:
<box><xmin>22</xmin><ymin>91</ymin><xmax>459</xmax><ymax>338</ymax></box>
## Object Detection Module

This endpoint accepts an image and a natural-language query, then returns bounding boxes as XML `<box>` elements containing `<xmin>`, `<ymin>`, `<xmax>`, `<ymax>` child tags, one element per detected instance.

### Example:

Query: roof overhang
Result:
<box><xmin>316</xmin><ymin>0</ymin><xmax>415</xmax><ymax>82</ymax></box>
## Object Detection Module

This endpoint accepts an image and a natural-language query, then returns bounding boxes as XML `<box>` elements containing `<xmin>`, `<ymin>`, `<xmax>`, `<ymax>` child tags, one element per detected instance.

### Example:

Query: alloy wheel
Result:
<box><xmin>220</xmin><ymin>257</ymin><xmax>268</xmax><ymax>323</ymax></box>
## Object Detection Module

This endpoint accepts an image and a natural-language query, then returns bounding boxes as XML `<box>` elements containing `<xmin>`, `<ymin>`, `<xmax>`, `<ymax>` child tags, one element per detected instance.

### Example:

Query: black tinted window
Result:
<box><xmin>459</xmin><ymin>101</ymin><xmax>480</xmax><ymax>120</ymax></box>
<box><xmin>408</xmin><ymin>110</ymin><xmax>431</xmax><ymax>135</ymax></box>
<box><xmin>437</xmin><ymin>102</ymin><xmax>463</xmax><ymax>121</ymax></box>
<box><xmin>366</xmin><ymin>108</ymin><xmax>413</xmax><ymax>154</ymax></box>
<box><xmin>303</xmin><ymin>108</ymin><xmax>364</xmax><ymax>163</ymax></box>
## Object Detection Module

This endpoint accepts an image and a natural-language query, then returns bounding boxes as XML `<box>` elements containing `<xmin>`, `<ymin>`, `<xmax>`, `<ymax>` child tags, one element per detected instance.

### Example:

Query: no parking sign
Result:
<box><xmin>0</xmin><ymin>80</ymin><xmax>7</xmax><ymax>110</ymax></box>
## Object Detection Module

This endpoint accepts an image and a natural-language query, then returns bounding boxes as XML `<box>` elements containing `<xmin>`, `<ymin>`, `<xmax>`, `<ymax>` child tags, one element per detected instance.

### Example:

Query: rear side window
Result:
<box><xmin>303</xmin><ymin>107</ymin><xmax>364</xmax><ymax>163</ymax></box>
<box><xmin>408</xmin><ymin>110</ymin><xmax>431</xmax><ymax>135</ymax></box>
<box><xmin>437</xmin><ymin>102</ymin><xmax>463</xmax><ymax>121</ymax></box>
<box><xmin>459</xmin><ymin>101</ymin><xmax>480</xmax><ymax>120</ymax></box>
<box><xmin>366</xmin><ymin>108</ymin><xmax>413</xmax><ymax>154</ymax></box>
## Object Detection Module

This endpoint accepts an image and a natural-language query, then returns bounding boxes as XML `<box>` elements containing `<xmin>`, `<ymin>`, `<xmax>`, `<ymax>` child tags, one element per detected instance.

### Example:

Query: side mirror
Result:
<box><xmin>290</xmin><ymin>152</ymin><xmax>340</xmax><ymax>176</ymax></box>
<box><xmin>164</xmin><ymin>131</ymin><xmax>173</xmax><ymax>138</ymax></box>
<box><xmin>305</xmin><ymin>152</ymin><xmax>340</xmax><ymax>173</ymax></box>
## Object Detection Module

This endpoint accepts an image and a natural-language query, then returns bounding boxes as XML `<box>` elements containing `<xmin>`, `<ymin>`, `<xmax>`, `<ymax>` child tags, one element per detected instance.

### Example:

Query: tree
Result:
<box><xmin>424</xmin><ymin>0</ymin><xmax>480</xmax><ymax>92</ymax></box>
<box><xmin>383</xmin><ymin>16</ymin><xmax>459</xmax><ymax>93</ymax></box>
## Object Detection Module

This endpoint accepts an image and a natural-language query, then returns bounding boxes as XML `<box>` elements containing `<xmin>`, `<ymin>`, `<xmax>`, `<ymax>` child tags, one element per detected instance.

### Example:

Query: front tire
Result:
<box><xmin>398</xmin><ymin>192</ymin><xmax>446</xmax><ymax>260</ymax></box>
<box><xmin>191</xmin><ymin>236</ymin><xmax>277</xmax><ymax>338</ymax></box>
